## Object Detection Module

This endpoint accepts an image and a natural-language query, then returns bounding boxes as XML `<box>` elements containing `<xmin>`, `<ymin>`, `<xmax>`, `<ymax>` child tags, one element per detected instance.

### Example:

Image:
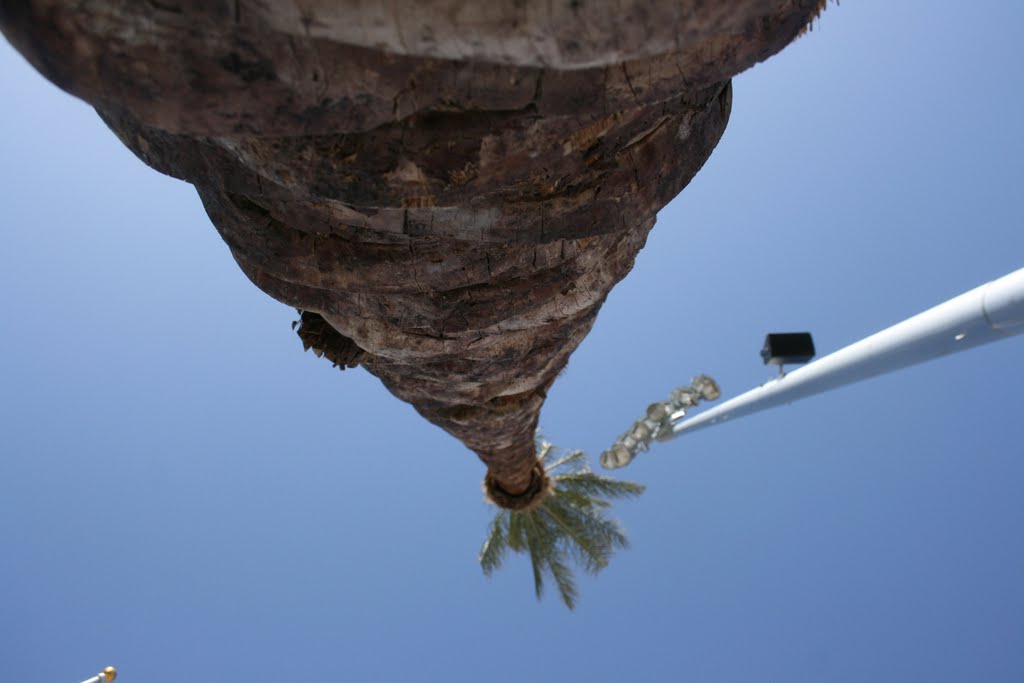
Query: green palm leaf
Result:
<box><xmin>544</xmin><ymin>547</ymin><xmax>579</xmax><ymax>610</ymax></box>
<box><xmin>542</xmin><ymin>445</ymin><xmax>587</xmax><ymax>472</ymax></box>
<box><xmin>522</xmin><ymin>511</ymin><xmax>549</xmax><ymax>600</ymax></box>
<box><xmin>555</xmin><ymin>472</ymin><xmax>646</xmax><ymax>500</ymax></box>
<box><xmin>479</xmin><ymin>513</ymin><xmax>509</xmax><ymax>575</ymax></box>
<box><xmin>478</xmin><ymin>437</ymin><xmax>645</xmax><ymax>610</ymax></box>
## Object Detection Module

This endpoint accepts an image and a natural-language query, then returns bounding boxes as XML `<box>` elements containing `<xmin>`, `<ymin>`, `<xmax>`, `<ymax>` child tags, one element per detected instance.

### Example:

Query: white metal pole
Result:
<box><xmin>79</xmin><ymin>667</ymin><xmax>117</xmax><ymax>683</ymax></box>
<box><xmin>668</xmin><ymin>267</ymin><xmax>1024</xmax><ymax>438</ymax></box>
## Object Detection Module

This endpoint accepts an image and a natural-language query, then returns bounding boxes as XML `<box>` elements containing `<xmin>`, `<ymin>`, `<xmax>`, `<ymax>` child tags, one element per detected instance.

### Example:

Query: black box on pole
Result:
<box><xmin>761</xmin><ymin>332</ymin><xmax>815</xmax><ymax>366</ymax></box>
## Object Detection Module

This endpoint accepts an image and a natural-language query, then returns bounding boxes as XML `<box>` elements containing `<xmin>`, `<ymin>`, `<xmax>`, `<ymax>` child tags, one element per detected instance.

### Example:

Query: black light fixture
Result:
<box><xmin>761</xmin><ymin>332</ymin><xmax>815</xmax><ymax>373</ymax></box>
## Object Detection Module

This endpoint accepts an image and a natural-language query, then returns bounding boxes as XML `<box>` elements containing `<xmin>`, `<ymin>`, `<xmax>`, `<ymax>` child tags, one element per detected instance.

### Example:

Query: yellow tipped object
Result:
<box><xmin>80</xmin><ymin>667</ymin><xmax>117</xmax><ymax>683</ymax></box>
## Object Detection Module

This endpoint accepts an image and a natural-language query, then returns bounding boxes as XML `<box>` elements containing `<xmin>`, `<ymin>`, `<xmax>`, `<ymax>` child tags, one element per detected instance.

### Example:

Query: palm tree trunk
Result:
<box><xmin>1</xmin><ymin>0</ymin><xmax>825</xmax><ymax>503</ymax></box>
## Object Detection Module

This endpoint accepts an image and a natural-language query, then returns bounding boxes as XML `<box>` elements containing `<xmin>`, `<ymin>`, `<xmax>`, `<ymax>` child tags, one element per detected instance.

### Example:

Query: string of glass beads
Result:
<box><xmin>600</xmin><ymin>374</ymin><xmax>720</xmax><ymax>469</ymax></box>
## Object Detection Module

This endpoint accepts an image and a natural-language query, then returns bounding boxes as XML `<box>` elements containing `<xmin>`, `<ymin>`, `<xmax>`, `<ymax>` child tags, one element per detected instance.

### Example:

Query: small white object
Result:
<box><xmin>79</xmin><ymin>666</ymin><xmax>116</xmax><ymax>683</ymax></box>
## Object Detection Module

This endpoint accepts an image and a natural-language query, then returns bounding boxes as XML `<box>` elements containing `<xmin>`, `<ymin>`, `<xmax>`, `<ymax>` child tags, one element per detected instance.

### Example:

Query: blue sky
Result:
<box><xmin>2</xmin><ymin>1</ymin><xmax>1022</xmax><ymax>681</ymax></box>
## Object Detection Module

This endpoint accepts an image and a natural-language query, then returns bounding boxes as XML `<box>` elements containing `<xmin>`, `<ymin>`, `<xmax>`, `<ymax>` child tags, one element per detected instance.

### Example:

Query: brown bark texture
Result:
<box><xmin>1</xmin><ymin>0</ymin><xmax>823</xmax><ymax>498</ymax></box>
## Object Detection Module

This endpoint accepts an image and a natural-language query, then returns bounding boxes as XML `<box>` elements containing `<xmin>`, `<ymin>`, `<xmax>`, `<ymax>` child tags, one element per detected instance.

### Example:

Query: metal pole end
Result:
<box><xmin>103</xmin><ymin>667</ymin><xmax>117</xmax><ymax>682</ymax></box>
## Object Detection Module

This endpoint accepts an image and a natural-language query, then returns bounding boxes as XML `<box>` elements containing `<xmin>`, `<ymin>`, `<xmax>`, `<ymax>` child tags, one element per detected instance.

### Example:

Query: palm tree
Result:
<box><xmin>2</xmin><ymin>0</ymin><xmax>829</xmax><ymax>608</ymax></box>
<box><xmin>0</xmin><ymin>3</ymin><xmax>826</xmax><ymax>515</ymax></box>
<box><xmin>1</xmin><ymin>11</ymin><xmax>832</xmax><ymax>607</ymax></box>
<box><xmin>480</xmin><ymin>439</ymin><xmax>645</xmax><ymax>609</ymax></box>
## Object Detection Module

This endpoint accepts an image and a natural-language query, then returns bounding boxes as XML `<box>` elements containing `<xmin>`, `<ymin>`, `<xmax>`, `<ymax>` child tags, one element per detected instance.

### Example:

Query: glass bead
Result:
<box><xmin>630</xmin><ymin>421</ymin><xmax>652</xmax><ymax>444</ymax></box>
<box><xmin>600</xmin><ymin>444</ymin><xmax>633</xmax><ymax>469</ymax></box>
<box><xmin>691</xmin><ymin>374</ymin><xmax>721</xmax><ymax>401</ymax></box>
<box><xmin>671</xmin><ymin>387</ymin><xmax>699</xmax><ymax>408</ymax></box>
<box><xmin>646</xmin><ymin>402</ymin><xmax>670</xmax><ymax>421</ymax></box>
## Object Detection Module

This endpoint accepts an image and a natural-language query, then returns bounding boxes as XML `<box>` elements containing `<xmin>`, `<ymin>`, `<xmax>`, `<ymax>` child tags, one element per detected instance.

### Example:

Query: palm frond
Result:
<box><xmin>539</xmin><ymin>496</ymin><xmax>612</xmax><ymax>572</ymax></box>
<box><xmin>547</xmin><ymin>496</ymin><xmax>629</xmax><ymax>565</ymax></box>
<box><xmin>522</xmin><ymin>511</ymin><xmax>548</xmax><ymax>600</ymax></box>
<box><xmin>507</xmin><ymin>507</ymin><xmax>527</xmax><ymax>552</ymax></box>
<box><xmin>479</xmin><ymin>511</ymin><xmax>510</xmax><ymax>576</ymax></box>
<box><xmin>554</xmin><ymin>471</ymin><xmax>646</xmax><ymax>500</ymax></box>
<box><xmin>479</xmin><ymin>437</ymin><xmax>645</xmax><ymax>610</ymax></box>
<box><xmin>536</xmin><ymin>440</ymin><xmax>556</xmax><ymax>465</ymax></box>
<box><xmin>545</xmin><ymin>547</ymin><xmax>578</xmax><ymax>610</ymax></box>
<box><xmin>550</xmin><ymin>486</ymin><xmax>613</xmax><ymax>512</ymax></box>
<box><xmin>543</xmin><ymin>446</ymin><xmax>587</xmax><ymax>472</ymax></box>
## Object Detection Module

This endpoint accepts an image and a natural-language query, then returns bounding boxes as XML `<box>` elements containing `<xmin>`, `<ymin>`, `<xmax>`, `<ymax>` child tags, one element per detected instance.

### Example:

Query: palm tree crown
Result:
<box><xmin>479</xmin><ymin>439</ymin><xmax>645</xmax><ymax>610</ymax></box>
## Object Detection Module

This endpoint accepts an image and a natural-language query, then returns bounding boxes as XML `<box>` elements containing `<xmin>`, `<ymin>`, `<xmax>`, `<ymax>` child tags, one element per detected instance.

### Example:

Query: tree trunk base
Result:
<box><xmin>484</xmin><ymin>461</ymin><xmax>552</xmax><ymax>512</ymax></box>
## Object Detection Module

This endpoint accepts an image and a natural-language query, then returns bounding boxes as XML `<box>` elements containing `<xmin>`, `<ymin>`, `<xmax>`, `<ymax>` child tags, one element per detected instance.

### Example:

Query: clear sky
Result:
<box><xmin>2</xmin><ymin>1</ymin><xmax>1022</xmax><ymax>681</ymax></box>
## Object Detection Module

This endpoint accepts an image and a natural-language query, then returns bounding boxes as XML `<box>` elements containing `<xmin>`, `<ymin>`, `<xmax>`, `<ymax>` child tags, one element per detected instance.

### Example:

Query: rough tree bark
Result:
<box><xmin>1</xmin><ymin>0</ymin><xmax>825</xmax><ymax>504</ymax></box>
